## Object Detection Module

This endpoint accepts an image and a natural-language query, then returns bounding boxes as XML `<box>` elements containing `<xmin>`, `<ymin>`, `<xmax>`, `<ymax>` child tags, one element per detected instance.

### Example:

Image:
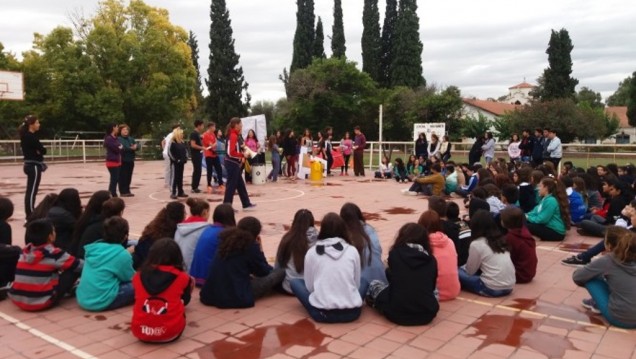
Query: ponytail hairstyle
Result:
<box><xmin>185</xmin><ymin>197</ymin><xmax>210</xmax><ymax>218</ymax></box>
<box><xmin>226</xmin><ymin>117</ymin><xmax>241</xmax><ymax>137</ymax></box>
<box><xmin>19</xmin><ymin>115</ymin><xmax>38</xmax><ymax>138</ymax></box>
<box><xmin>541</xmin><ymin>177</ymin><xmax>571</xmax><ymax>230</ymax></box>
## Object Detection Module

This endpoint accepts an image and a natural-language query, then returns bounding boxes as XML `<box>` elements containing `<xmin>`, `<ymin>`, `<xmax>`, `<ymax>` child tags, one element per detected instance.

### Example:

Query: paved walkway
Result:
<box><xmin>0</xmin><ymin>161</ymin><xmax>634</xmax><ymax>359</ymax></box>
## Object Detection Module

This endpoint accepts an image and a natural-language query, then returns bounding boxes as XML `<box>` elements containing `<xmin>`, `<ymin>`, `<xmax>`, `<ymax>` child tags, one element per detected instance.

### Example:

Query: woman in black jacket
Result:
<box><xmin>46</xmin><ymin>188</ymin><xmax>82</xmax><ymax>251</ymax></box>
<box><xmin>365</xmin><ymin>223</ymin><xmax>439</xmax><ymax>326</ymax></box>
<box><xmin>169</xmin><ymin>129</ymin><xmax>188</xmax><ymax>199</ymax></box>
<box><xmin>282</xmin><ymin>129</ymin><xmax>298</xmax><ymax>178</ymax></box>
<box><xmin>19</xmin><ymin>115</ymin><xmax>47</xmax><ymax>218</ymax></box>
<box><xmin>414</xmin><ymin>133</ymin><xmax>428</xmax><ymax>159</ymax></box>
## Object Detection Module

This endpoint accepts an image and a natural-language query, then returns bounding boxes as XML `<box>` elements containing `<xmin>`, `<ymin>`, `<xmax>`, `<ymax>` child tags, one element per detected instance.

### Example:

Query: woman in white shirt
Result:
<box><xmin>508</xmin><ymin>133</ymin><xmax>521</xmax><ymax>164</ymax></box>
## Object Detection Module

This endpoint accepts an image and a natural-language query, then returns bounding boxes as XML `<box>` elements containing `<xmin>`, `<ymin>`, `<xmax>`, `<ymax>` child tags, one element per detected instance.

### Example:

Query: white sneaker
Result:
<box><xmin>401</xmin><ymin>188</ymin><xmax>410</xmax><ymax>194</ymax></box>
<box><xmin>407</xmin><ymin>191</ymin><xmax>418</xmax><ymax>196</ymax></box>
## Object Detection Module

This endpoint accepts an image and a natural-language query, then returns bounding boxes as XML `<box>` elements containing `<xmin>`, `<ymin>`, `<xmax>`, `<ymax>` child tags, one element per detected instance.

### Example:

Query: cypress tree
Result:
<box><xmin>539</xmin><ymin>28</ymin><xmax>579</xmax><ymax>101</ymax></box>
<box><xmin>628</xmin><ymin>71</ymin><xmax>636</xmax><ymax>127</ymax></box>
<box><xmin>361</xmin><ymin>0</ymin><xmax>381</xmax><ymax>83</ymax></box>
<box><xmin>313</xmin><ymin>17</ymin><xmax>326</xmax><ymax>59</ymax></box>
<box><xmin>187</xmin><ymin>30</ymin><xmax>204</xmax><ymax>107</ymax></box>
<box><xmin>291</xmin><ymin>0</ymin><xmax>315</xmax><ymax>72</ymax></box>
<box><xmin>206</xmin><ymin>0</ymin><xmax>250</xmax><ymax>124</ymax></box>
<box><xmin>331</xmin><ymin>0</ymin><xmax>346</xmax><ymax>58</ymax></box>
<box><xmin>380</xmin><ymin>0</ymin><xmax>398</xmax><ymax>88</ymax></box>
<box><xmin>391</xmin><ymin>0</ymin><xmax>424</xmax><ymax>88</ymax></box>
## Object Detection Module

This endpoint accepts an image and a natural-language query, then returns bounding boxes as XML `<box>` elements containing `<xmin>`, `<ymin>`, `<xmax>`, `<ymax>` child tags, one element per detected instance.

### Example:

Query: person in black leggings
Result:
<box><xmin>19</xmin><ymin>115</ymin><xmax>47</xmax><ymax>218</ymax></box>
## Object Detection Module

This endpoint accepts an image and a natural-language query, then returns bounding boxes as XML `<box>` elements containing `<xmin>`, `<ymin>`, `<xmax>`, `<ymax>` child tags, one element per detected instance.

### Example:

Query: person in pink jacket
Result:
<box><xmin>418</xmin><ymin>210</ymin><xmax>460</xmax><ymax>301</ymax></box>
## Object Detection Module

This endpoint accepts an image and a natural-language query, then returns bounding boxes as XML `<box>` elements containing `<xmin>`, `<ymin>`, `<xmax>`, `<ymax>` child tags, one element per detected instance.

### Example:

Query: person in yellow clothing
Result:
<box><xmin>402</xmin><ymin>163</ymin><xmax>445</xmax><ymax>196</ymax></box>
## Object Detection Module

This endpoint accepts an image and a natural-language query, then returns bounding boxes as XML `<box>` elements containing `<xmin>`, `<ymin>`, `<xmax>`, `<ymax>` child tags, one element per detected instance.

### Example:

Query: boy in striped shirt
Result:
<box><xmin>9</xmin><ymin>219</ymin><xmax>83</xmax><ymax>311</ymax></box>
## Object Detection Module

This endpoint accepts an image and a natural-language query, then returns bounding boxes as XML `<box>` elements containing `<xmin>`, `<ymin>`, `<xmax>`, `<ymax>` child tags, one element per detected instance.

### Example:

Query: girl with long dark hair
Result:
<box><xmin>275</xmin><ymin>209</ymin><xmax>318</xmax><ymax>293</ymax></box>
<box><xmin>223</xmin><ymin>118</ymin><xmax>255</xmax><ymax>209</ymax></box>
<box><xmin>133</xmin><ymin>202</ymin><xmax>186</xmax><ymax>269</ymax></box>
<box><xmin>46</xmin><ymin>188</ymin><xmax>82</xmax><ymax>252</ymax></box>
<box><xmin>104</xmin><ymin>123</ymin><xmax>122</xmax><ymax>197</ymax></box>
<box><xmin>526</xmin><ymin>177</ymin><xmax>571</xmax><ymax>241</ymax></box>
<box><xmin>20</xmin><ymin>115</ymin><xmax>46</xmax><ymax>218</ymax></box>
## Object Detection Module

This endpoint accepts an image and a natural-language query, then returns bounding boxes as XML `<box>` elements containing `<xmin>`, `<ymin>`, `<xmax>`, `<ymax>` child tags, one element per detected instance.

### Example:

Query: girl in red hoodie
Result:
<box><xmin>223</xmin><ymin>117</ymin><xmax>255</xmax><ymax>210</ymax></box>
<box><xmin>132</xmin><ymin>238</ymin><xmax>194</xmax><ymax>343</ymax></box>
<box><xmin>501</xmin><ymin>207</ymin><xmax>537</xmax><ymax>283</ymax></box>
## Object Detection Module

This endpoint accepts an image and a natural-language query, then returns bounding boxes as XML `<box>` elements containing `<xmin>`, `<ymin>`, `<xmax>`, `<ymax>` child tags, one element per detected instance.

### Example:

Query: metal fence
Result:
<box><xmin>1</xmin><ymin>139</ymin><xmax>636</xmax><ymax>168</ymax></box>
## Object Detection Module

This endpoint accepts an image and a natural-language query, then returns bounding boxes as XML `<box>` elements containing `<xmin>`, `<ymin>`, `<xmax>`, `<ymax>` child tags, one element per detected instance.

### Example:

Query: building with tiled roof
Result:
<box><xmin>504</xmin><ymin>81</ymin><xmax>536</xmax><ymax>105</ymax></box>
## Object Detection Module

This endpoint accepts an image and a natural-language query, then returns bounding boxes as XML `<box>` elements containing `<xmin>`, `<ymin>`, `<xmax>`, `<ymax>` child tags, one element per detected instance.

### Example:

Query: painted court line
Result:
<box><xmin>0</xmin><ymin>310</ymin><xmax>98</xmax><ymax>359</ymax></box>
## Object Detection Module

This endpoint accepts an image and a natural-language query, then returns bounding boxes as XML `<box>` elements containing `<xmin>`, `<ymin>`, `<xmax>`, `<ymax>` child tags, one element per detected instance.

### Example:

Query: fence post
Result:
<box><xmin>368</xmin><ymin>142</ymin><xmax>374</xmax><ymax>170</ymax></box>
<box><xmin>82</xmin><ymin>140</ymin><xmax>86</xmax><ymax>163</ymax></box>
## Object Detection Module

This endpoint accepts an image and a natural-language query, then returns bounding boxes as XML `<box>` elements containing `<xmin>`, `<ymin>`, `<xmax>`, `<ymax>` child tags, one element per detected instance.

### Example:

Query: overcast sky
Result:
<box><xmin>2</xmin><ymin>0</ymin><xmax>635</xmax><ymax>104</ymax></box>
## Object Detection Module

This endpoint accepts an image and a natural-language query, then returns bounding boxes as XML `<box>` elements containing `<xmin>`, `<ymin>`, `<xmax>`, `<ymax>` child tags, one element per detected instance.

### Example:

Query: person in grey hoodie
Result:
<box><xmin>175</xmin><ymin>198</ymin><xmax>210</xmax><ymax>271</ymax></box>
<box><xmin>481</xmin><ymin>132</ymin><xmax>496</xmax><ymax>165</ymax></box>
<box><xmin>290</xmin><ymin>213</ymin><xmax>363</xmax><ymax>323</ymax></box>
<box><xmin>573</xmin><ymin>226</ymin><xmax>636</xmax><ymax>328</ymax></box>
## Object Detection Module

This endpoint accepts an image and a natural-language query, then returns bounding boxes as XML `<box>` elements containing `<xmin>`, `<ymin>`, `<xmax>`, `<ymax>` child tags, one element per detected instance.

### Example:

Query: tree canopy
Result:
<box><xmin>206</xmin><ymin>0</ymin><xmax>250</xmax><ymax>126</ymax></box>
<box><xmin>390</xmin><ymin>0</ymin><xmax>424</xmax><ymax>88</ymax></box>
<box><xmin>361</xmin><ymin>0</ymin><xmax>381</xmax><ymax>83</ymax></box>
<box><xmin>290</xmin><ymin>0</ymin><xmax>315</xmax><ymax>72</ymax></box>
<box><xmin>628</xmin><ymin>72</ymin><xmax>636</xmax><ymax>127</ymax></box>
<box><xmin>313</xmin><ymin>17</ymin><xmax>326</xmax><ymax>59</ymax></box>
<box><xmin>536</xmin><ymin>28</ymin><xmax>579</xmax><ymax>101</ymax></box>
<box><xmin>331</xmin><ymin>0</ymin><xmax>347</xmax><ymax>58</ymax></box>
<box><xmin>607</xmin><ymin>75</ymin><xmax>633</xmax><ymax>106</ymax></box>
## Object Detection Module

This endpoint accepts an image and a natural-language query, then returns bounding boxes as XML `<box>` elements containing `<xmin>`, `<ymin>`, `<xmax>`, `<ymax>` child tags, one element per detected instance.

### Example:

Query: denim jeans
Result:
<box><xmin>290</xmin><ymin>279</ymin><xmax>362</xmax><ymax>323</ymax></box>
<box><xmin>458</xmin><ymin>267</ymin><xmax>512</xmax><ymax>297</ymax></box>
<box><xmin>105</xmin><ymin>282</ymin><xmax>135</xmax><ymax>310</ymax></box>
<box><xmin>579</xmin><ymin>219</ymin><xmax>606</xmax><ymax>238</ymax></box>
<box><xmin>107</xmin><ymin>166</ymin><xmax>120</xmax><ymax>197</ymax></box>
<box><xmin>578</xmin><ymin>239</ymin><xmax>606</xmax><ymax>262</ymax></box>
<box><xmin>585</xmin><ymin>278</ymin><xmax>636</xmax><ymax>329</ymax></box>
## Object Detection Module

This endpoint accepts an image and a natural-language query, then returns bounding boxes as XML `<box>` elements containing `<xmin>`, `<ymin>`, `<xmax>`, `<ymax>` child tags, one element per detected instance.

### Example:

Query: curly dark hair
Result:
<box><xmin>140</xmin><ymin>201</ymin><xmax>186</xmax><ymax>242</ymax></box>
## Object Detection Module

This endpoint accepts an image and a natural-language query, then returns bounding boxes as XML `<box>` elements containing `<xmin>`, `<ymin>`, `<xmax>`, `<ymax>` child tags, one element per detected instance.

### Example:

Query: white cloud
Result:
<box><xmin>1</xmin><ymin>0</ymin><xmax>634</xmax><ymax>103</ymax></box>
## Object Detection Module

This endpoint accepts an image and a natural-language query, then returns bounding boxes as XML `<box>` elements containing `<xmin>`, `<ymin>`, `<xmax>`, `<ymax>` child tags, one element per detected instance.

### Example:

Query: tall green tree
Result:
<box><xmin>391</xmin><ymin>0</ymin><xmax>424</xmax><ymax>88</ymax></box>
<box><xmin>331</xmin><ymin>0</ymin><xmax>346</xmax><ymax>58</ymax></box>
<box><xmin>628</xmin><ymin>71</ymin><xmax>636</xmax><ymax>127</ymax></box>
<box><xmin>607</xmin><ymin>75</ymin><xmax>633</xmax><ymax>106</ymax></box>
<box><xmin>576</xmin><ymin>86</ymin><xmax>604</xmax><ymax>109</ymax></box>
<box><xmin>290</xmin><ymin>0</ymin><xmax>315</xmax><ymax>72</ymax></box>
<box><xmin>188</xmin><ymin>30</ymin><xmax>204</xmax><ymax>110</ymax></box>
<box><xmin>537</xmin><ymin>28</ymin><xmax>578</xmax><ymax>101</ymax></box>
<box><xmin>380</xmin><ymin>0</ymin><xmax>398</xmax><ymax>88</ymax></box>
<box><xmin>361</xmin><ymin>0</ymin><xmax>381</xmax><ymax>83</ymax></box>
<box><xmin>84</xmin><ymin>0</ymin><xmax>197</xmax><ymax>133</ymax></box>
<box><xmin>206</xmin><ymin>0</ymin><xmax>250</xmax><ymax>125</ymax></box>
<box><xmin>313</xmin><ymin>17</ymin><xmax>326</xmax><ymax>59</ymax></box>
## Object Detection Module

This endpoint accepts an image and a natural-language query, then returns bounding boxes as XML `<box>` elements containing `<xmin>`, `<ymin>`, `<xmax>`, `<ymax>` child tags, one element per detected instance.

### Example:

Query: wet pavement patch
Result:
<box><xmin>383</xmin><ymin>207</ymin><xmax>417</xmax><ymax>215</ymax></box>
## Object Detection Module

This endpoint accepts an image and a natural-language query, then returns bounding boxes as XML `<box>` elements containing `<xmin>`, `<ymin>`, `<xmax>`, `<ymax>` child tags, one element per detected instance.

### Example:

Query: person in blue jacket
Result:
<box><xmin>562</xmin><ymin>176</ymin><xmax>587</xmax><ymax>225</ymax></box>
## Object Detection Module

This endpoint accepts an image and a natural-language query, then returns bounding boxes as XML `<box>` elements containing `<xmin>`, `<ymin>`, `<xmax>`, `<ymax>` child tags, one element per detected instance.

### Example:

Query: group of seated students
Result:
<box><xmin>0</xmin><ymin>158</ymin><xmax>635</xmax><ymax>342</ymax></box>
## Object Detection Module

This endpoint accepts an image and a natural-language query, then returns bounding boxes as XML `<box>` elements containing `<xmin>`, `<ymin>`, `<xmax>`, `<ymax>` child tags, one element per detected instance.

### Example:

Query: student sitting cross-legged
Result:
<box><xmin>9</xmin><ymin>219</ymin><xmax>83</xmax><ymax>311</ymax></box>
<box><xmin>290</xmin><ymin>213</ymin><xmax>364</xmax><ymax>323</ymax></box>
<box><xmin>77</xmin><ymin>216</ymin><xmax>135</xmax><ymax>311</ymax></box>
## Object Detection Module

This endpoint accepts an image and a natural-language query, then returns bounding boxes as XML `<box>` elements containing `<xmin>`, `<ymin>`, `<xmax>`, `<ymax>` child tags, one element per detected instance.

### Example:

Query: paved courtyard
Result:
<box><xmin>0</xmin><ymin>161</ymin><xmax>635</xmax><ymax>359</ymax></box>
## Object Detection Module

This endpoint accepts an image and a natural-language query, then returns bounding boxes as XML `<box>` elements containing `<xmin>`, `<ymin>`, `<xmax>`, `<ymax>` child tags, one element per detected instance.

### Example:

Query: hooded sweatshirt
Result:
<box><xmin>131</xmin><ymin>265</ymin><xmax>193</xmax><ymax>342</ymax></box>
<box><xmin>428</xmin><ymin>232</ymin><xmax>460</xmax><ymax>301</ymax></box>
<box><xmin>464</xmin><ymin>237</ymin><xmax>516</xmax><ymax>291</ymax></box>
<box><xmin>304</xmin><ymin>237</ymin><xmax>362</xmax><ymax>310</ymax></box>
<box><xmin>375</xmin><ymin>244</ymin><xmax>439</xmax><ymax>326</ymax></box>
<box><xmin>175</xmin><ymin>217</ymin><xmax>209</xmax><ymax>270</ymax></box>
<box><xmin>573</xmin><ymin>254</ymin><xmax>636</xmax><ymax>325</ymax></box>
<box><xmin>9</xmin><ymin>243</ymin><xmax>83</xmax><ymax>311</ymax></box>
<box><xmin>505</xmin><ymin>226</ymin><xmax>537</xmax><ymax>283</ymax></box>
<box><xmin>566</xmin><ymin>187</ymin><xmax>587</xmax><ymax>224</ymax></box>
<box><xmin>77</xmin><ymin>241</ymin><xmax>135</xmax><ymax>311</ymax></box>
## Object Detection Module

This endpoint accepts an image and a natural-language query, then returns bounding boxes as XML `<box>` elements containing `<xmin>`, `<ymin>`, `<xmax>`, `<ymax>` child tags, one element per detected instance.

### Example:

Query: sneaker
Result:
<box><xmin>170</xmin><ymin>194</ymin><xmax>178</xmax><ymax>199</ymax></box>
<box><xmin>407</xmin><ymin>191</ymin><xmax>418</xmax><ymax>196</ymax></box>
<box><xmin>581</xmin><ymin>298</ymin><xmax>601</xmax><ymax>314</ymax></box>
<box><xmin>192</xmin><ymin>188</ymin><xmax>202</xmax><ymax>194</ymax></box>
<box><xmin>561</xmin><ymin>255</ymin><xmax>588</xmax><ymax>267</ymax></box>
<box><xmin>243</xmin><ymin>204</ymin><xmax>257</xmax><ymax>211</ymax></box>
<box><xmin>401</xmin><ymin>188</ymin><xmax>410</xmax><ymax>194</ymax></box>
<box><xmin>120</xmin><ymin>193</ymin><xmax>134</xmax><ymax>197</ymax></box>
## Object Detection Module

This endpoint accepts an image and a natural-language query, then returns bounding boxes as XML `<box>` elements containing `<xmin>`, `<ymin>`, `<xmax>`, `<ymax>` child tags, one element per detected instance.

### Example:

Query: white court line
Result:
<box><xmin>0</xmin><ymin>311</ymin><xmax>98</xmax><ymax>359</ymax></box>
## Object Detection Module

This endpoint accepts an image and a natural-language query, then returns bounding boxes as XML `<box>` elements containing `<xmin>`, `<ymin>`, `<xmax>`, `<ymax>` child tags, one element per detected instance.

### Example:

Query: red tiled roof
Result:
<box><xmin>606</xmin><ymin>106</ymin><xmax>629</xmax><ymax>128</ymax></box>
<box><xmin>509</xmin><ymin>82</ymin><xmax>536</xmax><ymax>89</ymax></box>
<box><xmin>463</xmin><ymin>98</ymin><xmax>521</xmax><ymax>116</ymax></box>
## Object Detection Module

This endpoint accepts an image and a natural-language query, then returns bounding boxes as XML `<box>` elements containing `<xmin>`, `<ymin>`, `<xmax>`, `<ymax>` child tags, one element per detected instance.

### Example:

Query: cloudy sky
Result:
<box><xmin>2</xmin><ymin>0</ymin><xmax>635</xmax><ymax>103</ymax></box>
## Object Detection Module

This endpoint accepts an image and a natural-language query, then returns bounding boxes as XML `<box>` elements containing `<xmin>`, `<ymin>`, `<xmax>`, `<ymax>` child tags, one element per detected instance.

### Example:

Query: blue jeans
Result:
<box><xmin>458</xmin><ymin>267</ymin><xmax>512</xmax><ymax>297</ymax></box>
<box><xmin>578</xmin><ymin>239</ymin><xmax>606</xmax><ymax>262</ymax></box>
<box><xmin>107</xmin><ymin>166</ymin><xmax>120</xmax><ymax>197</ymax></box>
<box><xmin>290</xmin><ymin>279</ymin><xmax>361</xmax><ymax>323</ymax></box>
<box><xmin>585</xmin><ymin>278</ymin><xmax>636</xmax><ymax>329</ymax></box>
<box><xmin>105</xmin><ymin>282</ymin><xmax>135</xmax><ymax>310</ymax></box>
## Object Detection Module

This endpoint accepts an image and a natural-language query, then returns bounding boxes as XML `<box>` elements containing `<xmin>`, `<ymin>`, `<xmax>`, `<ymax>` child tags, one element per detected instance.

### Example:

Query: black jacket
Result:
<box><xmin>47</xmin><ymin>206</ymin><xmax>76</xmax><ymax>252</ymax></box>
<box><xmin>532</xmin><ymin>136</ymin><xmax>545</xmax><ymax>160</ymax></box>
<box><xmin>374</xmin><ymin>244</ymin><xmax>439</xmax><ymax>326</ymax></box>
<box><xmin>415</xmin><ymin>139</ymin><xmax>428</xmax><ymax>157</ymax></box>
<box><xmin>468</xmin><ymin>138</ymin><xmax>483</xmax><ymax>164</ymax></box>
<box><xmin>170</xmin><ymin>142</ymin><xmax>188</xmax><ymax>164</ymax></box>
<box><xmin>282</xmin><ymin>137</ymin><xmax>297</xmax><ymax>157</ymax></box>
<box><xmin>200</xmin><ymin>242</ymin><xmax>273</xmax><ymax>308</ymax></box>
<box><xmin>518</xmin><ymin>184</ymin><xmax>536</xmax><ymax>213</ymax></box>
<box><xmin>20</xmin><ymin>131</ymin><xmax>46</xmax><ymax>162</ymax></box>
<box><xmin>76</xmin><ymin>215</ymin><xmax>104</xmax><ymax>259</ymax></box>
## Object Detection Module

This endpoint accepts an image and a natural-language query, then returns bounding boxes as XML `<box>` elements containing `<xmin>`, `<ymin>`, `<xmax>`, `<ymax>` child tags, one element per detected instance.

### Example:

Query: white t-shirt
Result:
<box><xmin>162</xmin><ymin>132</ymin><xmax>175</xmax><ymax>159</ymax></box>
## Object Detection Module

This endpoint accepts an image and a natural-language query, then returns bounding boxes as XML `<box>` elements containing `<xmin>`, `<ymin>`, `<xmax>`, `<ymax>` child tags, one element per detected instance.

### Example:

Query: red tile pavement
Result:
<box><xmin>1</xmin><ymin>161</ymin><xmax>635</xmax><ymax>359</ymax></box>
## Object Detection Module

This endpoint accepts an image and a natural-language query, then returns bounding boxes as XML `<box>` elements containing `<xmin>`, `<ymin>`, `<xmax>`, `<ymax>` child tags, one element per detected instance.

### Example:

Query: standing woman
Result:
<box><xmin>415</xmin><ymin>133</ymin><xmax>428</xmax><ymax>159</ymax></box>
<box><xmin>440</xmin><ymin>135</ymin><xmax>452</xmax><ymax>162</ymax></box>
<box><xmin>244</xmin><ymin>129</ymin><xmax>259</xmax><ymax>184</ymax></box>
<box><xmin>224</xmin><ymin>118</ymin><xmax>255</xmax><ymax>210</ymax></box>
<box><xmin>481</xmin><ymin>132</ymin><xmax>496</xmax><ymax>165</ymax></box>
<box><xmin>282</xmin><ymin>129</ymin><xmax>298</xmax><ymax>179</ymax></box>
<box><xmin>169</xmin><ymin>128</ymin><xmax>188</xmax><ymax>199</ymax></box>
<box><xmin>104</xmin><ymin>123</ymin><xmax>122</xmax><ymax>197</ymax></box>
<box><xmin>20</xmin><ymin>115</ymin><xmax>47</xmax><ymax>218</ymax></box>
<box><xmin>301</xmin><ymin>129</ymin><xmax>313</xmax><ymax>153</ymax></box>
<box><xmin>340</xmin><ymin>131</ymin><xmax>353</xmax><ymax>176</ymax></box>
<box><xmin>508</xmin><ymin>133</ymin><xmax>521</xmax><ymax>166</ymax></box>
<box><xmin>267</xmin><ymin>135</ymin><xmax>281</xmax><ymax>182</ymax></box>
<box><xmin>428</xmin><ymin>134</ymin><xmax>441</xmax><ymax>160</ymax></box>
<box><xmin>216</xmin><ymin>129</ymin><xmax>227</xmax><ymax>179</ymax></box>
<box><xmin>117</xmin><ymin>124</ymin><xmax>137</xmax><ymax>197</ymax></box>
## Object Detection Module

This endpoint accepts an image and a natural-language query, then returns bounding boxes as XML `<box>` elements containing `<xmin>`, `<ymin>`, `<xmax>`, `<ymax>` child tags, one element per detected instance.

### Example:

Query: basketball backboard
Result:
<box><xmin>0</xmin><ymin>70</ymin><xmax>24</xmax><ymax>101</ymax></box>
